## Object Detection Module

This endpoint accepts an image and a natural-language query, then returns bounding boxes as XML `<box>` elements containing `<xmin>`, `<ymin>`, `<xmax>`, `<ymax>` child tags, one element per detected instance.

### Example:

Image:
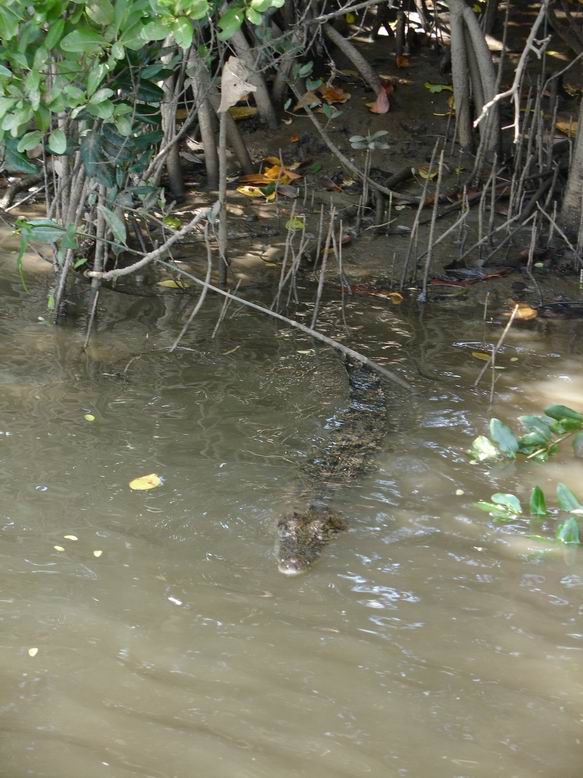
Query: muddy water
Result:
<box><xmin>1</xmin><ymin>264</ymin><xmax>583</xmax><ymax>778</ymax></box>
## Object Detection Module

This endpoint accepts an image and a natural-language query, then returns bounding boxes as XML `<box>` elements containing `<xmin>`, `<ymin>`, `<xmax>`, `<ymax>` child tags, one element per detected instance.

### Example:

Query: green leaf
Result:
<box><xmin>469</xmin><ymin>435</ymin><xmax>499</xmax><ymax>462</ymax></box>
<box><xmin>46</xmin><ymin>19</ymin><xmax>66</xmax><ymax>50</ymax></box>
<box><xmin>550</xmin><ymin>417</ymin><xmax>583</xmax><ymax>435</ymax></box>
<box><xmin>3</xmin><ymin>139</ymin><xmax>38</xmax><ymax>173</ymax></box>
<box><xmin>218</xmin><ymin>6</ymin><xmax>245</xmax><ymax>40</ymax></box>
<box><xmin>474</xmin><ymin>500</ymin><xmax>511</xmax><ymax>515</ymax></box>
<box><xmin>173</xmin><ymin>17</ymin><xmax>193</xmax><ymax>49</ymax></box>
<box><xmin>544</xmin><ymin>404</ymin><xmax>583</xmax><ymax>423</ymax></box>
<box><xmin>80</xmin><ymin>130</ymin><xmax>114</xmax><ymax>188</ymax></box>
<box><xmin>573</xmin><ymin>431</ymin><xmax>583</xmax><ymax>458</ymax></box>
<box><xmin>90</xmin><ymin>88</ymin><xmax>114</xmax><ymax>104</ymax></box>
<box><xmin>517</xmin><ymin>431</ymin><xmax>548</xmax><ymax>452</ymax></box>
<box><xmin>556</xmin><ymin>516</ymin><xmax>580</xmax><ymax>545</ymax></box>
<box><xmin>48</xmin><ymin>128</ymin><xmax>67</xmax><ymax>154</ymax></box>
<box><xmin>86</xmin><ymin>0</ymin><xmax>114</xmax><ymax>26</ymax></box>
<box><xmin>518</xmin><ymin>415</ymin><xmax>552</xmax><ymax>440</ymax></box>
<box><xmin>491</xmin><ymin>493</ymin><xmax>522</xmax><ymax>514</ymax></box>
<box><xmin>556</xmin><ymin>483</ymin><xmax>583</xmax><ymax>513</ymax></box>
<box><xmin>60</xmin><ymin>27</ymin><xmax>106</xmax><ymax>53</ymax></box>
<box><xmin>97</xmin><ymin>205</ymin><xmax>126</xmax><ymax>244</ymax></box>
<box><xmin>0</xmin><ymin>65</ymin><xmax>10</xmax><ymax>78</ymax></box>
<box><xmin>529</xmin><ymin>486</ymin><xmax>547</xmax><ymax>516</ymax></box>
<box><xmin>141</xmin><ymin>21</ymin><xmax>171</xmax><ymax>41</ymax></box>
<box><xmin>489</xmin><ymin>418</ymin><xmax>518</xmax><ymax>457</ymax></box>
<box><xmin>17</xmin><ymin>131</ymin><xmax>43</xmax><ymax>152</ymax></box>
<box><xmin>19</xmin><ymin>219</ymin><xmax>66</xmax><ymax>244</ymax></box>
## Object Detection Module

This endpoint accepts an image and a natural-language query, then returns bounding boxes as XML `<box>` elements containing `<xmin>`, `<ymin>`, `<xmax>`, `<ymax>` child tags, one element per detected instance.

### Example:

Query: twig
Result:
<box><xmin>156</xmin><ymin>260</ymin><xmax>412</xmax><ymax>391</ymax></box>
<box><xmin>474</xmin><ymin>305</ymin><xmax>519</xmax><ymax>387</ymax></box>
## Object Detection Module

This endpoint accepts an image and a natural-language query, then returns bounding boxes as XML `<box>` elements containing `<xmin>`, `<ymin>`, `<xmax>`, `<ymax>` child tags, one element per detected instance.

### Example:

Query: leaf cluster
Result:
<box><xmin>470</xmin><ymin>404</ymin><xmax>583</xmax><ymax>464</ymax></box>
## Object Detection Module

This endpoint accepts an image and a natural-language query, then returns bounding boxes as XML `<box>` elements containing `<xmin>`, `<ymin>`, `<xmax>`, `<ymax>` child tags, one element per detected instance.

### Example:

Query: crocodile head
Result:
<box><xmin>276</xmin><ymin>508</ymin><xmax>347</xmax><ymax>576</ymax></box>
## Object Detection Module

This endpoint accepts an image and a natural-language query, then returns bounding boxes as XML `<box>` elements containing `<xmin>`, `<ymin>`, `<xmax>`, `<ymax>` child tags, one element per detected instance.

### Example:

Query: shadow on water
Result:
<box><xmin>1</xmin><ymin>264</ymin><xmax>583</xmax><ymax>777</ymax></box>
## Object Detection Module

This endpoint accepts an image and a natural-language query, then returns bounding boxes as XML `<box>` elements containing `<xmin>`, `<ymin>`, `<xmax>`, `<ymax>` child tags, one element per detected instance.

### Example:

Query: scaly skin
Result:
<box><xmin>276</xmin><ymin>360</ymin><xmax>387</xmax><ymax>575</ymax></box>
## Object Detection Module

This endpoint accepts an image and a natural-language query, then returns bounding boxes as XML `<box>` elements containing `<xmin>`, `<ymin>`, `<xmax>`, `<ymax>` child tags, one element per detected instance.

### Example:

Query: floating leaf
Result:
<box><xmin>491</xmin><ymin>493</ymin><xmax>522</xmax><ymax>514</ymax></box>
<box><xmin>129</xmin><ymin>473</ymin><xmax>163</xmax><ymax>491</ymax></box>
<box><xmin>573</xmin><ymin>431</ymin><xmax>583</xmax><ymax>458</ymax></box>
<box><xmin>489</xmin><ymin>418</ymin><xmax>519</xmax><ymax>457</ymax></box>
<box><xmin>556</xmin><ymin>483</ymin><xmax>583</xmax><ymax>513</ymax></box>
<box><xmin>474</xmin><ymin>500</ymin><xmax>512</xmax><ymax>516</ymax></box>
<box><xmin>53</xmin><ymin>545</ymin><xmax>65</xmax><ymax>552</ymax></box>
<box><xmin>544</xmin><ymin>404</ymin><xmax>583</xmax><ymax>423</ymax></box>
<box><xmin>471</xmin><ymin>351</ymin><xmax>491</xmax><ymax>362</ymax></box>
<box><xmin>93</xmin><ymin>549</ymin><xmax>103</xmax><ymax>558</ymax></box>
<box><xmin>529</xmin><ymin>486</ymin><xmax>548</xmax><ymax>516</ymax></box>
<box><xmin>512</xmin><ymin>302</ymin><xmax>538</xmax><ymax>321</ymax></box>
<box><xmin>470</xmin><ymin>435</ymin><xmax>499</xmax><ymax>462</ymax></box>
<box><xmin>28</xmin><ymin>647</ymin><xmax>39</xmax><ymax>657</ymax></box>
<box><xmin>556</xmin><ymin>516</ymin><xmax>580</xmax><ymax>545</ymax></box>
<box><xmin>84</xmin><ymin>414</ymin><xmax>96</xmax><ymax>422</ymax></box>
<box><xmin>518</xmin><ymin>415</ymin><xmax>552</xmax><ymax>440</ymax></box>
<box><xmin>64</xmin><ymin>534</ymin><xmax>78</xmax><ymax>541</ymax></box>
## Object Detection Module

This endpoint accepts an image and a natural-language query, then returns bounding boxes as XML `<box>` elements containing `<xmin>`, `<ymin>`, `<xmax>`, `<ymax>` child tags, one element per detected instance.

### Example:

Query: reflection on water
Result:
<box><xmin>1</xmin><ymin>269</ymin><xmax>583</xmax><ymax>778</ymax></box>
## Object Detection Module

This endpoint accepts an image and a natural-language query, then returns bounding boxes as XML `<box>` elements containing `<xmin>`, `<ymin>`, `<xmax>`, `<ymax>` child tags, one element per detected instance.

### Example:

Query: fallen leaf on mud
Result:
<box><xmin>285</xmin><ymin>217</ymin><xmax>305</xmax><ymax>231</ymax></box>
<box><xmin>417</xmin><ymin>166</ymin><xmax>438</xmax><ymax>180</ymax></box>
<box><xmin>471</xmin><ymin>352</ymin><xmax>491</xmax><ymax>361</ymax></box>
<box><xmin>157</xmin><ymin>279</ymin><xmax>189</xmax><ymax>289</ymax></box>
<box><xmin>238</xmin><ymin>173</ymin><xmax>273</xmax><ymax>185</ymax></box>
<box><xmin>28</xmin><ymin>648</ymin><xmax>39</xmax><ymax>657</ymax></box>
<box><xmin>129</xmin><ymin>473</ymin><xmax>163</xmax><ymax>491</ymax></box>
<box><xmin>347</xmin><ymin>285</ymin><xmax>403</xmax><ymax>303</ymax></box>
<box><xmin>319</xmin><ymin>85</ymin><xmax>351</xmax><ymax>104</ymax></box>
<box><xmin>289</xmin><ymin>133</ymin><xmax>300</xmax><ymax>142</ymax></box>
<box><xmin>424</xmin><ymin>82</ymin><xmax>453</xmax><ymax>93</ymax></box>
<box><xmin>229</xmin><ymin>106</ymin><xmax>257</xmax><ymax>120</ymax></box>
<box><xmin>395</xmin><ymin>54</ymin><xmax>410</xmax><ymax>69</ymax></box>
<box><xmin>237</xmin><ymin>185</ymin><xmax>265</xmax><ymax>198</ymax></box>
<box><xmin>293</xmin><ymin>91</ymin><xmax>321</xmax><ymax>111</ymax></box>
<box><xmin>555</xmin><ymin>119</ymin><xmax>578</xmax><ymax>138</ymax></box>
<box><xmin>367</xmin><ymin>89</ymin><xmax>390</xmax><ymax>114</ymax></box>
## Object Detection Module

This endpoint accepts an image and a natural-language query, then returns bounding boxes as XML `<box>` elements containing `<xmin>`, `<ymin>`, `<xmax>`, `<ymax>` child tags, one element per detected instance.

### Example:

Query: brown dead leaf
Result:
<box><xmin>229</xmin><ymin>106</ymin><xmax>257</xmax><ymax>120</ymax></box>
<box><xmin>395</xmin><ymin>54</ymin><xmax>410</xmax><ymax>69</ymax></box>
<box><xmin>289</xmin><ymin>133</ymin><xmax>300</xmax><ymax>143</ymax></box>
<box><xmin>239</xmin><ymin>173</ymin><xmax>273</xmax><ymax>185</ymax></box>
<box><xmin>368</xmin><ymin>89</ymin><xmax>390</xmax><ymax>114</ymax></box>
<box><xmin>318</xmin><ymin>85</ymin><xmax>351</xmax><ymax>104</ymax></box>
<box><xmin>293</xmin><ymin>91</ymin><xmax>321</xmax><ymax>111</ymax></box>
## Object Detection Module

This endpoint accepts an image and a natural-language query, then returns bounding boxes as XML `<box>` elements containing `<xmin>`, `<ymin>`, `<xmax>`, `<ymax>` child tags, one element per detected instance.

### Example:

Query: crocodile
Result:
<box><xmin>277</xmin><ymin>358</ymin><xmax>388</xmax><ymax>576</ymax></box>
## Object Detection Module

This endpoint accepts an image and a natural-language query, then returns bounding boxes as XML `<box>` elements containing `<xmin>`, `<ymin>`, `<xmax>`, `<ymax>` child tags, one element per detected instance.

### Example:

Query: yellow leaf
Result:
<box><xmin>513</xmin><ymin>303</ymin><xmax>538</xmax><ymax>321</ymax></box>
<box><xmin>64</xmin><ymin>534</ymin><xmax>78</xmax><ymax>541</ymax></box>
<box><xmin>28</xmin><ymin>648</ymin><xmax>39</xmax><ymax>657</ymax></box>
<box><xmin>345</xmin><ymin>12</ymin><xmax>356</xmax><ymax>23</ymax></box>
<box><xmin>546</xmin><ymin>50</ymin><xmax>569</xmax><ymax>61</ymax></box>
<box><xmin>84</xmin><ymin>413</ymin><xmax>96</xmax><ymax>422</ymax></box>
<box><xmin>417</xmin><ymin>166</ymin><xmax>438</xmax><ymax>180</ymax></box>
<box><xmin>263</xmin><ymin>155</ymin><xmax>282</xmax><ymax>165</ymax></box>
<box><xmin>157</xmin><ymin>279</ymin><xmax>189</xmax><ymax>289</ymax></box>
<box><xmin>237</xmin><ymin>186</ymin><xmax>264</xmax><ymax>198</ymax></box>
<box><xmin>129</xmin><ymin>473</ymin><xmax>163</xmax><ymax>491</ymax></box>
<box><xmin>471</xmin><ymin>351</ymin><xmax>491</xmax><ymax>361</ymax></box>
<box><xmin>53</xmin><ymin>545</ymin><xmax>65</xmax><ymax>552</ymax></box>
<box><xmin>455</xmin><ymin>489</ymin><xmax>464</xmax><ymax>496</ymax></box>
<box><xmin>229</xmin><ymin>106</ymin><xmax>257</xmax><ymax>120</ymax></box>
<box><xmin>555</xmin><ymin>119</ymin><xmax>578</xmax><ymax>139</ymax></box>
<box><xmin>93</xmin><ymin>550</ymin><xmax>103</xmax><ymax>558</ymax></box>
<box><xmin>265</xmin><ymin>192</ymin><xmax>277</xmax><ymax>202</ymax></box>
